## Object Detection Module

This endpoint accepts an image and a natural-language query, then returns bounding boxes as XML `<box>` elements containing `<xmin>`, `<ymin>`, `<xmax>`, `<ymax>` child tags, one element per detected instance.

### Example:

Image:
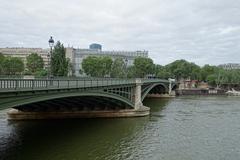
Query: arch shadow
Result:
<box><xmin>141</xmin><ymin>83</ymin><xmax>168</xmax><ymax>101</ymax></box>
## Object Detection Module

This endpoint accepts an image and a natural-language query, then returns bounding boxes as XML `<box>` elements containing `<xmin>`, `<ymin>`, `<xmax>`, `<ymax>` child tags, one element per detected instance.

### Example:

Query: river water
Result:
<box><xmin>1</xmin><ymin>96</ymin><xmax>240</xmax><ymax>160</ymax></box>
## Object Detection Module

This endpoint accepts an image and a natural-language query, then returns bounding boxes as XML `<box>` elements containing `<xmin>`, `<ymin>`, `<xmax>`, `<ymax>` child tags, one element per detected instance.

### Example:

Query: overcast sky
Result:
<box><xmin>0</xmin><ymin>0</ymin><xmax>239</xmax><ymax>66</ymax></box>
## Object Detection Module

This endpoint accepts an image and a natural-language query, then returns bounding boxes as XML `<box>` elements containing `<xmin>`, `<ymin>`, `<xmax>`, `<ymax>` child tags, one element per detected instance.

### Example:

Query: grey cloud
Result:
<box><xmin>0</xmin><ymin>0</ymin><xmax>240</xmax><ymax>66</ymax></box>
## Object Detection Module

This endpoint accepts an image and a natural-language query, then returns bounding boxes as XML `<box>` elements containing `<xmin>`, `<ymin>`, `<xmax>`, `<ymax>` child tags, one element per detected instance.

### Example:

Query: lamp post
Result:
<box><xmin>48</xmin><ymin>36</ymin><xmax>54</xmax><ymax>78</ymax></box>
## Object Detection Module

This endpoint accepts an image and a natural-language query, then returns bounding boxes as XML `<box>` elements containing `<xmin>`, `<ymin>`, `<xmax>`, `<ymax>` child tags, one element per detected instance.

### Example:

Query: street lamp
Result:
<box><xmin>48</xmin><ymin>36</ymin><xmax>54</xmax><ymax>78</ymax></box>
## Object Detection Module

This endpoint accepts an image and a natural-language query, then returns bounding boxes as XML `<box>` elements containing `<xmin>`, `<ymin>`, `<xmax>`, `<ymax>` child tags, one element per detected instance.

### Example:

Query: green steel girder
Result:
<box><xmin>0</xmin><ymin>78</ymin><xmax>177</xmax><ymax>111</ymax></box>
<box><xmin>16</xmin><ymin>96</ymin><xmax>131</xmax><ymax>112</ymax></box>
<box><xmin>0</xmin><ymin>90</ymin><xmax>134</xmax><ymax>110</ymax></box>
<box><xmin>141</xmin><ymin>83</ymin><xmax>168</xmax><ymax>101</ymax></box>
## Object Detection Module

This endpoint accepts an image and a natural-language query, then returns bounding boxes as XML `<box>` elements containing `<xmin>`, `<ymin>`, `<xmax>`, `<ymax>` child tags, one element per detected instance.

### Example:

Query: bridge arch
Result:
<box><xmin>141</xmin><ymin>83</ymin><xmax>168</xmax><ymax>101</ymax></box>
<box><xmin>171</xmin><ymin>84</ymin><xmax>178</xmax><ymax>91</ymax></box>
<box><xmin>8</xmin><ymin>92</ymin><xmax>134</xmax><ymax>111</ymax></box>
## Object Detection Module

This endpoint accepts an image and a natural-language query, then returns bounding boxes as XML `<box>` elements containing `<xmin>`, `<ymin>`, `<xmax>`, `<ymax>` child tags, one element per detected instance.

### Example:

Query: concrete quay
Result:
<box><xmin>7</xmin><ymin>106</ymin><xmax>150</xmax><ymax>120</ymax></box>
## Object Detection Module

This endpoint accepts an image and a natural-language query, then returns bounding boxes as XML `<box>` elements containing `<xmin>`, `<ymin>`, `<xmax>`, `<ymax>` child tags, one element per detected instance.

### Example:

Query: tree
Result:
<box><xmin>2</xmin><ymin>57</ymin><xmax>24</xmax><ymax>75</ymax></box>
<box><xmin>165</xmin><ymin>59</ymin><xmax>201</xmax><ymax>80</ymax></box>
<box><xmin>213</xmin><ymin>69</ymin><xmax>240</xmax><ymax>87</ymax></box>
<box><xmin>126</xmin><ymin>66</ymin><xmax>136</xmax><ymax>78</ymax></box>
<box><xmin>156</xmin><ymin>67</ymin><xmax>172</xmax><ymax>79</ymax></box>
<box><xmin>34</xmin><ymin>69</ymin><xmax>48</xmax><ymax>77</ymax></box>
<box><xmin>189</xmin><ymin>62</ymin><xmax>201</xmax><ymax>80</ymax></box>
<box><xmin>200</xmin><ymin>65</ymin><xmax>219</xmax><ymax>81</ymax></box>
<box><xmin>99</xmin><ymin>56</ymin><xmax>113</xmax><ymax>77</ymax></box>
<box><xmin>82</xmin><ymin>56</ymin><xmax>113</xmax><ymax>77</ymax></box>
<box><xmin>153</xmin><ymin>64</ymin><xmax>163</xmax><ymax>76</ymax></box>
<box><xmin>229</xmin><ymin>69</ymin><xmax>240</xmax><ymax>84</ymax></box>
<box><xmin>0</xmin><ymin>53</ymin><xmax>5</xmax><ymax>74</ymax></box>
<box><xmin>26</xmin><ymin>53</ymin><xmax>44</xmax><ymax>73</ymax></box>
<box><xmin>206</xmin><ymin>74</ymin><xmax>217</xmax><ymax>86</ymax></box>
<box><xmin>133</xmin><ymin>57</ymin><xmax>154</xmax><ymax>78</ymax></box>
<box><xmin>165</xmin><ymin>60</ymin><xmax>188</xmax><ymax>80</ymax></box>
<box><xmin>110</xmin><ymin>58</ymin><xmax>126</xmax><ymax>78</ymax></box>
<box><xmin>51</xmin><ymin>41</ymin><xmax>70</xmax><ymax>76</ymax></box>
<box><xmin>82</xmin><ymin>56</ymin><xmax>101</xmax><ymax>77</ymax></box>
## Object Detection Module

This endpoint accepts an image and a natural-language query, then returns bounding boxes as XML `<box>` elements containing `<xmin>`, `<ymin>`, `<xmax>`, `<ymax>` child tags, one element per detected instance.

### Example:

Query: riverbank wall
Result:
<box><xmin>176</xmin><ymin>89</ymin><xmax>226</xmax><ymax>96</ymax></box>
<box><xmin>7</xmin><ymin>107</ymin><xmax>150</xmax><ymax>120</ymax></box>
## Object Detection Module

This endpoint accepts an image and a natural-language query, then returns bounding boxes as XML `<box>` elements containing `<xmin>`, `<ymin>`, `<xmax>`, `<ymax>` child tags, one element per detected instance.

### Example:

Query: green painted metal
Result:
<box><xmin>0</xmin><ymin>78</ymin><xmax>172</xmax><ymax>91</ymax></box>
<box><xmin>0</xmin><ymin>78</ymin><xmax>137</xmax><ymax>92</ymax></box>
<box><xmin>141</xmin><ymin>83</ymin><xmax>168</xmax><ymax>101</ymax></box>
<box><xmin>0</xmin><ymin>91</ymin><xmax>134</xmax><ymax>110</ymax></box>
<box><xmin>0</xmin><ymin>78</ymin><xmax>176</xmax><ymax>110</ymax></box>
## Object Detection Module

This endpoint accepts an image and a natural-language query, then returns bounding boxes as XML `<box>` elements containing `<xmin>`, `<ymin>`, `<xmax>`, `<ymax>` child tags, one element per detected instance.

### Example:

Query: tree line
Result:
<box><xmin>81</xmin><ymin>56</ymin><xmax>155</xmax><ymax>78</ymax></box>
<box><xmin>154</xmin><ymin>59</ymin><xmax>240</xmax><ymax>87</ymax></box>
<box><xmin>82</xmin><ymin>57</ymin><xmax>240</xmax><ymax>86</ymax></box>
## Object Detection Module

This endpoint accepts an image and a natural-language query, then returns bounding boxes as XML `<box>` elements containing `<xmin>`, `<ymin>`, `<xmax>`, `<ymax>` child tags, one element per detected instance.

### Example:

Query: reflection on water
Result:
<box><xmin>1</xmin><ymin>96</ymin><xmax>240</xmax><ymax>160</ymax></box>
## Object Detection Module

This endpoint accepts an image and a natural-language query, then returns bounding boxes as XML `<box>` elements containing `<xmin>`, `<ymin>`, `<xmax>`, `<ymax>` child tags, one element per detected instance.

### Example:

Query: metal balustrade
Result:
<box><xmin>0</xmin><ymin>78</ymin><xmax>132</xmax><ymax>91</ymax></box>
<box><xmin>0</xmin><ymin>78</ymin><xmax>170</xmax><ymax>92</ymax></box>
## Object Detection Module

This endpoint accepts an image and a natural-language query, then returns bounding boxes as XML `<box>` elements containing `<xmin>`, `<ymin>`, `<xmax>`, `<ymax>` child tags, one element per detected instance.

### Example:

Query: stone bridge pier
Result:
<box><xmin>168</xmin><ymin>78</ymin><xmax>176</xmax><ymax>97</ymax></box>
<box><xmin>129</xmin><ymin>79</ymin><xmax>150</xmax><ymax>117</ymax></box>
<box><xmin>134</xmin><ymin>78</ymin><xmax>143</xmax><ymax>110</ymax></box>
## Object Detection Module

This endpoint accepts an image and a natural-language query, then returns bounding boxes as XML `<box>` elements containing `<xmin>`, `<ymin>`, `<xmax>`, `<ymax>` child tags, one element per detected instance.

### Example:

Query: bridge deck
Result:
<box><xmin>0</xmin><ymin>78</ymin><xmax>170</xmax><ymax>93</ymax></box>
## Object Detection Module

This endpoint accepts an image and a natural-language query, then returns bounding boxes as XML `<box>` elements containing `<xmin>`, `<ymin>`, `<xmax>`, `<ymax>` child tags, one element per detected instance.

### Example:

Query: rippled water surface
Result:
<box><xmin>1</xmin><ymin>96</ymin><xmax>240</xmax><ymax>160</ymax></box>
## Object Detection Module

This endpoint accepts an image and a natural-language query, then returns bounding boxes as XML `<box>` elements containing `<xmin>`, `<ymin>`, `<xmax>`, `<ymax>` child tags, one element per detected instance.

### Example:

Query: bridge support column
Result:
<box><xmin>134</xmin><ymin>79</ymin><xmax>143</xmax><ymax>110</ymax></box>
<box><xmin>168</xmin><ymin>78</ymin><xmax>176</xmax><ymax>97</ymax></box>
<box><xmin>168</xmin><ymin>80</ymin><xmax>172</xmax><ymax>95</ymax></box>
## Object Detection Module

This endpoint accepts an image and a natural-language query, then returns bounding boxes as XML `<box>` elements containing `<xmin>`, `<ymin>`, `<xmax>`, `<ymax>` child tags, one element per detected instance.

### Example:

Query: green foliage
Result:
<box><xmin>206</xmin><ymin>74</ymin><xmax>217</xmax><ymax>86</ymax></box>
<box><xmin>78</xmin><ymin>55</ymin><xmax>240</xmax><ymax>87</ymax></box>
<box><xmin>82</xmin><ymin>56</ymin><xmax>113</xmax><ymax>77</ymax></box>
<box><xmin>110</xmin><ymin>58</ymin><xmax>126</xmax><ymax>78</ymax></box>
<box><xmin>26</xmin><ymin>53</ymin><xmax>44</xmax><ymax>73</ymax></box>
<box><xmin>100</xmin><ymin>56</ymin><xmax>113</xmax><ymax>77</ymax></box>
<box><xmin>153</xmin><ymin>64</ymin><xmax>163</xmax><ymax>75</ymax></box>
<box><xmin>34</xmin><ymin>69</ymin><xmax>48</xmax><ymax>77</ymax></box>
<box><xmin>228</xmin><ymin>70</ymin><xmax>240</xmax><ymax>83</ymax></box>
<box><xmin>79</xmin><ymin>69</ymin><xmax>84</xmax><ymax>75</ymax></box>
<box><xmin>126</xmin><ymin>66</ymin><xmax>136</xmax><ymax>78</ymax></box>
<box><xmin>82</xmin><ymin>56</ymin><xmax>100</xmax><ymax>77</ymax></box>
<box><xmin>165</xmin><ymin>59</ymin><xmax>201</xmax><ymax>80</ymax></box>
<box><xmin>156</xmin><ymin>67</ymin><xmax>171</xmax><ymax>79</ymax></box>
<box><xmin>23</xmin><ymin>70</ymin><xmax>32</xmax><ymax>75</ymax></box>
<box><xmin>204</xmin><ymin>68</ymin><xmax>240</xmax><ymax>87</ymax></box>
<box><xmin>200</xmin><ymin>65</ymin><xmax>219</xmax><ymax>81</ymax></box>
<box><xmin>51</xmin><ymin>41</ymin><xmax>70</xmax><ymax>76</ymax></box>
<box><xmin>0</xmin><ymin>53</ymin><xmax>5</xmax><ymax>74</ymax></box>
<box><xmin>82</xmin><ymin>56</ymin><xmax>154</xmax><ymax>78</ymax></box>
<box><xmin>133</xmin><ymin>57</ymin><xmax>154</xmax><ymax>78</ymax></box>
<box><xmin>2</xmin><ymin>57</ymin><xmax>24</xmax><ymax>75</ymax></box>
<box><xmin>190</xmin><ymin>63</ymin><xmax>201</xmax><ymax>80</ymax></box>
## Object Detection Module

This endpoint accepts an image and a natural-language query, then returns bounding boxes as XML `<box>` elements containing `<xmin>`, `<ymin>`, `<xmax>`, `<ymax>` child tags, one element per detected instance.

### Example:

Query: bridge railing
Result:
<box><xmin>0</xmin><ymin>78</ymin><xmax>173</xmax><ymax>92</ymax></box>
<box><xmin>0</xmin><ymin>78</ymin><xmax>138</xmax><ymax>91</ymax></box>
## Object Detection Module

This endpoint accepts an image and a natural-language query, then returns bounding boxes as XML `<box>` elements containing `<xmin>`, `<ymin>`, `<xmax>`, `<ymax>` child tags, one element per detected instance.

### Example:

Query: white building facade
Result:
<box><xmin>0</xmin><ymin>48</ymin><xmax>49</xmax><ymax>68</ymax></box>
<box><xmin>218</xmin><ymin>63</ymin><xmax>240</xmax><ymax>70</ymax></box>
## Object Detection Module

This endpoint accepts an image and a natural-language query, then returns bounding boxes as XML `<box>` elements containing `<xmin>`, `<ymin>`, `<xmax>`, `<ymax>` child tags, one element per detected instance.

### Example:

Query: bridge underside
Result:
<box><xmin>14</xmin><ymin>96</ymin><xmax>132</xmax><ymax>112</ymax></box>
<box><xmin>148</xmin><ymin>85</ymin><xmax>167</xmax><ymax>94</ymax></box>
<box><xmin>8</xmin><ymin>95</ymin><xmax>148</xmax><ymax>119</ymax></box>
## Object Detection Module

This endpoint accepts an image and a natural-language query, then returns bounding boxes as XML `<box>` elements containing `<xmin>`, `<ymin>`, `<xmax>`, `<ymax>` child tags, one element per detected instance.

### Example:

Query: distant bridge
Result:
<box><xmin>0</xmin><ymin>78</ymin><xmax>177</xmax><ymax>119</ymax></box>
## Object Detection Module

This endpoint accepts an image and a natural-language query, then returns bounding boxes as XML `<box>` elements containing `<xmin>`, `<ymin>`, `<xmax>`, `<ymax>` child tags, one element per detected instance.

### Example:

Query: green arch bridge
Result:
<box><xmin>0</xmin><ymin>78</ymin><xmax>177</xmax><ymax>119</ymax></box>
